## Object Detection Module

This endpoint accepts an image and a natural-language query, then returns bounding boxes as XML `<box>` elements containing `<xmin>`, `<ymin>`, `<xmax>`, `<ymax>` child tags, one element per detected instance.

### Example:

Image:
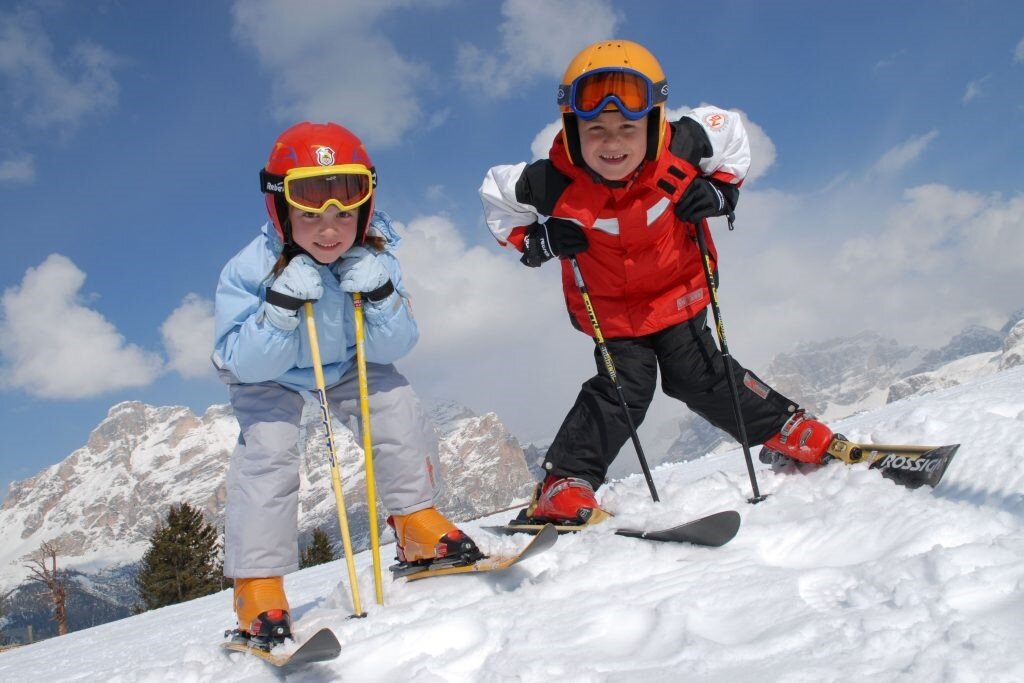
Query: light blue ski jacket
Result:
<box><xmin>212</xmin><ymin>211</ymin><xmax>418</xmax><ymax>391</ymax></box>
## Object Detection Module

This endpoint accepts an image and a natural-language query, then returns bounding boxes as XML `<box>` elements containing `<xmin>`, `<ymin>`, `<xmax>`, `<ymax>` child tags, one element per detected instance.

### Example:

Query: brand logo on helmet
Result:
<box><xmin>660</xmin><ymin>83</ymin><xmax>669</xmax><ymax>97</ymax></box>
<box><xmin>315</xmin><ymin>146</ymin><xmax>335</xmax><ymax>166</ymax></box>
<box><xmin>265</xmin><ymin>180</ymin><xmax>283</xmax><ymax>193</ymax></box>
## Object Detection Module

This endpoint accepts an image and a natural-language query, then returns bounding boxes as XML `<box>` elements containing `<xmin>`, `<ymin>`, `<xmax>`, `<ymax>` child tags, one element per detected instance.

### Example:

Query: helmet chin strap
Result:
<box><xmin>281</xmin><ymin>239</ymin><xmax>316</xmax><ymax>263</ymax></box>
<box><xmin>279</xmin><ymin>218</ymin><xmax>320</xmax><ymax>265</ymax></box>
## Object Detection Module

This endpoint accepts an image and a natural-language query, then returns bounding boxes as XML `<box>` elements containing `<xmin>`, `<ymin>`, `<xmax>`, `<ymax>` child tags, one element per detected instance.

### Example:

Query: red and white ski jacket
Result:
<box><xmin>480</xmin><ymin>106</ymin><xmax>750</xmax><ymax>339</ymax></box>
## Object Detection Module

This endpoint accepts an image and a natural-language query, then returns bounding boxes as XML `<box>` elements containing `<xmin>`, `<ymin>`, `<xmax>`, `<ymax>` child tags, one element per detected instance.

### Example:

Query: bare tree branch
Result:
<box><xmin>24</xmin><ymin>540</ymin><xmax>68</xmax><ymax>636</ymax></box>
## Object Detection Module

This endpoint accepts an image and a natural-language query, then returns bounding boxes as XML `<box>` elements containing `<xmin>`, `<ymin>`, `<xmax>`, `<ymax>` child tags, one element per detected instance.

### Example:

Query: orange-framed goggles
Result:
<box><xmin>558</xmin><ymin>68</ymin><xmax>668</xmax><ymax>121</ymax></box>
<box><xmin>260</xmin><ymin>164</ymin><xmax>377</xmax><ymax>213</ymax></box>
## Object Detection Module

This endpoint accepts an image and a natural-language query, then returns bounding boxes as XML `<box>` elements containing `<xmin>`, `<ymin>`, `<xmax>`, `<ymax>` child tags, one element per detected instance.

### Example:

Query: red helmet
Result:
<box><xmin>260</xmin><ymin>122</ymin><xmax>376</xmax><ymax>243</ymax></box>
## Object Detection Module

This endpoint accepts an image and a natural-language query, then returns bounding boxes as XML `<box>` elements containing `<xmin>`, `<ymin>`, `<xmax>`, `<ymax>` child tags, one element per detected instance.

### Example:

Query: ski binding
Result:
<box><xmin>391</xmin><ymin>523</ymin><xmax>558</xmax><ymax>581</ymax></box>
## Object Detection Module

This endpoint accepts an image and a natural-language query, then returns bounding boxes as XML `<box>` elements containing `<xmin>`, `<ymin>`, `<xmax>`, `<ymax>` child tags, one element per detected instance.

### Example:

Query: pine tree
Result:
<box><xmin>299</xmin><ymin>527</ymin><xmax>337</xmax><ymax>568</ymax></box>
<box><xmin>135</xmin><ymin>503</ymin><xmax>226</xmax><ymax>611</ymax></box>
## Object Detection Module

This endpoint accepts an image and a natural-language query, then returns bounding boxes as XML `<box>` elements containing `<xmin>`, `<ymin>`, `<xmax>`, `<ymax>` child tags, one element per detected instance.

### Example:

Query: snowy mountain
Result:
<box><xmin>0</xmin><ymin>365</ymin><xmax>1021</xmax><ymax>681</ymax></box>
<box><xmin>765</xmin><ymin>331</ymin><xmax>924</xmax><ymax>417</ymax></box>
<box><xmin>0</xmin><ymin>397</ymin><xmax>535</xmax><ymax>596</ymax></box>
<box><xmin>910</xmin><ymin>324</ymin><xmax>1004</xmax><ymax>374</ymax></box>
<box><xmin>888</xmin><ymin>319</ymin><xmax>1024</xmax><ymax>403</ymax></box>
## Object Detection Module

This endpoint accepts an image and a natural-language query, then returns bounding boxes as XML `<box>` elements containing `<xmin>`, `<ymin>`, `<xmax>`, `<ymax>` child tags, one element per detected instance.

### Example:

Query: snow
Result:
<box><xmin>1</xmin><ymin>368</ymin><xmax>1022</xmax><ymax>682</ymax></box>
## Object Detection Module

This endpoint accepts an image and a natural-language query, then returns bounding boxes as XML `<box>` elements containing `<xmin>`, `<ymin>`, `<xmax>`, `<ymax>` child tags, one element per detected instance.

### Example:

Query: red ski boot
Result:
<box><xmin>526</xmin><ymin>475</ymin><xmax>606</xmax><ymax>525</ymax></box>
<box><xmin>388</xmin><ymin>507</ymin><xmax>483</xmax><ymax>566</ymax></box>
<box><xmin>759</xmin><ymin>411</ymin><xmax>835</xmax><ymax>466</ymax></box>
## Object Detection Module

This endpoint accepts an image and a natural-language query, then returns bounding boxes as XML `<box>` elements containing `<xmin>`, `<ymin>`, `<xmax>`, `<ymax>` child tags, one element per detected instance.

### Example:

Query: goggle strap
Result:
<box><xmin>260</xmin><ymin>169</ymin><xmax>285</xmax><ymax>195</ymax></box>
<box><xmin>650</xmin><ymin>79</ymin><xmax>668</xmax><ymax>104</ymax></box>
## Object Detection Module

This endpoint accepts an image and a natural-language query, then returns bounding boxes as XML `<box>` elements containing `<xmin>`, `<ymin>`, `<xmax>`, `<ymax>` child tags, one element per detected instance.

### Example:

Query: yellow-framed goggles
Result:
<box><xmin>262</xmin><ymin>164</ymin><xmax>376</xmax><ymax>213</ymax></box>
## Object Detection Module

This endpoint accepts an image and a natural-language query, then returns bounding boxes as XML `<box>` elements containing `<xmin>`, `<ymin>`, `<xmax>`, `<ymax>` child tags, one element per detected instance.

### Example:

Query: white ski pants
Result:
<box><xmin>221</xmin><ymin>363</ymin><xmax>441</xmax><ymax>578</ymax></box>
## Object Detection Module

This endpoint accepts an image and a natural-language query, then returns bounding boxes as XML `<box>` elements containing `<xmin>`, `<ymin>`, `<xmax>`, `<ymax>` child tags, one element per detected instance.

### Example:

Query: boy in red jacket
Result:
<box><xmin>480</xmin><ymin>40</ymin><xmax>835</xmax><ymax>523</ymax></box>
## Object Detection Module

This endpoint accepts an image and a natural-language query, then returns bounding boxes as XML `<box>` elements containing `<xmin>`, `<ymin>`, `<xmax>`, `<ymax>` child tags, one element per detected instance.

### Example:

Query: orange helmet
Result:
<box><xmin>259</xmin><ymin>122</ymin><xmax>377</xmax><ymax>243</ymax></box>
<box><xmin>557</xmin><ymin>40</ymin><xmax>668</xmax><ymax>165</ymax></box>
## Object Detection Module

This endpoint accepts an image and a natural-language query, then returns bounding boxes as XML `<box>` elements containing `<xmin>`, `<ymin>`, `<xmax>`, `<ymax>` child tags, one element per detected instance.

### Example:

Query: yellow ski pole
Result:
<box><xmin>352</xmin><ymin>293</ymin><xmax>385</xmax><ymax>605</ymax></box>
<box><xmin>303</xmin><ymin>302</ymin><xmax>366</xmax><ymax>618</ymax></box>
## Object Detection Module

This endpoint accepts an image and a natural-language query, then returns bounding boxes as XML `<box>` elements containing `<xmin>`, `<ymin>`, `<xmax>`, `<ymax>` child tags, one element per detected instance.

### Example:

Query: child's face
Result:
<box><xmin>288</xmin><ymin>205</ymin><xmax>359</xmax><ymax>263</ymax></box>
<box><xmin>578</xmin><ymin>110</ymin><xmax>647</xmax><ymax>181</ymax></box>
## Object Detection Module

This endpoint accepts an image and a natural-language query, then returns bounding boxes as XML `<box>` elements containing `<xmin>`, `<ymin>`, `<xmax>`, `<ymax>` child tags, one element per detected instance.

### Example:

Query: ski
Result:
<box><xmin>826</xmin><ymin>440</ymin><xmax>960</xmax><ymax>489</ymax></box>
<box><xmin>486</xmin><ymin>509</ymin><xmax>742</xmax><ymax>547</ymax></box>
<box><xmin>614</xmin><ymin>510</ymin><xmax>740</xmax><ymax>545</ymax></box>
<box><xmin>391</xmin><ymin>523</ymin><xmax>558</xmax><ymax>581</ymax></box>
<box><xmin>221</xmin><ymin>627</ymin><xmax>341</xmax><ymax>668</ymax></box>
<box><xmin>762</xmin><ymin>439</ymin><xmax>960</xmax><ymax>489</ymax></box>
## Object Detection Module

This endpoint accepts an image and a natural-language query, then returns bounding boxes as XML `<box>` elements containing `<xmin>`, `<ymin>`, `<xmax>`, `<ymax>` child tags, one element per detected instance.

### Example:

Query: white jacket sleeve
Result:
<box><xmin>479</xmin><ymin>162</ymin><xmax>538</xmax><ymax>246</ymax></box>
<box><xmin>682</xmin><ymin>106</ymin><xmax>750</xmax><ymax>182</ymax></box>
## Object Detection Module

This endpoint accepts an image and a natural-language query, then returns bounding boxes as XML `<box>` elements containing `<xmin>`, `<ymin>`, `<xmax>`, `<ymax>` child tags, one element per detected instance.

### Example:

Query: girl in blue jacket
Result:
<box><xmin>213</xmin><ymin>122</ymin><xmax>481</xmax><ymax>647</ymax></box>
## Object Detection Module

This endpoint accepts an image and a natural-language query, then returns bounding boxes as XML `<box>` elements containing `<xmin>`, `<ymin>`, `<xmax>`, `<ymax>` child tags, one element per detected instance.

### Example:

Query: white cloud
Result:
<box><xmin>871</xmin><ymin>130</ymin><xmax>938</xmax><ymax>175</ymax></box>
<box><xmin>1015</xmin><ymin>36</ymin><xmax>1024</xmax><ymax>62</ymax></box>
<box><xmin>873</xmin><ymin>49</ymin><xmax>907</xmax><ymax>71</ymax></box>
<box><xmin>530</xmin><ymin>120</ymin><xmax>563</xmax><ymax>160</ymax></box>
<box><xmin>458</xmin><ymin>0</ymin><xmax>620</xmax><ymax>98</ymax></box>
<box><xmin>395</xmin><ymin>214</ymin><xmax>593</xmax><ymax>442</ymax></box>
<box><xmin>734</xmin><ymin>111</ymin><xmax>776</xmax><ymax>185</ymax></box>
<box><xmin>0</xmin><ymin>154</ymin><xmax>34</xmax><ymax>183</ymax></box>
<box><xmin>161</xmin><ymin>294</ymin><xmax>215</xmax><ymax>379</ymax></box>
<box><xmin>0</xmin><ymin>255</ymin><xmax>163</xmax><ymax>399</ymax></box>
<box><xmin>0</xmin><ymin>10</ymin><xmax>119</xmax><ymax>129</ymax></box>
<box><xmin>702</xmin><ymin>180</ymin><xmax>1023</xmax><ymax>372</ymax></box>
<box><xmin>963</xmin><ymin>75</ymin><xmax>991</xmax><ymax>103</ymax></box>
<box><xmin>230</xmin><ymin>0</ymin><xmax>440</xmax><ymax>148</ymax></box>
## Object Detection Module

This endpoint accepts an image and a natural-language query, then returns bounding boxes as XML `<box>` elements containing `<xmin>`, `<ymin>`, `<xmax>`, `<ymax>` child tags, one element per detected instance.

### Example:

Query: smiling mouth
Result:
<box><xmin>601</xmin><ymin>153</ymin><xmax>627</xmax><ymax>162</ymax></box>
<box><xmin>315</xmin><ymin>242</ymin><xmax>342</xmax><ymax>249</ymax></box>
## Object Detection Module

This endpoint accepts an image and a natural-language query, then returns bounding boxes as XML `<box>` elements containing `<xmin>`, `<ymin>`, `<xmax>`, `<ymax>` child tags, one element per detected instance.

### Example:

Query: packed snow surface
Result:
<box><xmin>1</xmin><ymin>368</ymin><xmax>1022</xmax><ymax>682</ymax></box>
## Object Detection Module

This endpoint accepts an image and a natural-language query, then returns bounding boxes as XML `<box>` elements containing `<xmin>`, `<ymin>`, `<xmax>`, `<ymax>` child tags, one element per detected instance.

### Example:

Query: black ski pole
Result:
<box><xmin>693</xmin><ymin>220</ymin><xmax>766</xmax><ymax>503</ymax></box>
<box><xmin>569</xmin><ymin>257</ymin><xmax>660</xmax><ymax>502</ymax></box>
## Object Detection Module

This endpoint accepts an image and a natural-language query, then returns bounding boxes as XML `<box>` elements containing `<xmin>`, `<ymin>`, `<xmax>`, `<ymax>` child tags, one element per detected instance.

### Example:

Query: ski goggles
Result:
<box><xmin>558</xmin><ymin>68</ymin><xmax>668</xmax><ymax>121</ymax></box>
<box><xmin>261</xmin><ymin>164</ymin><xmax>376</xmax><ymax>213</ymax></box>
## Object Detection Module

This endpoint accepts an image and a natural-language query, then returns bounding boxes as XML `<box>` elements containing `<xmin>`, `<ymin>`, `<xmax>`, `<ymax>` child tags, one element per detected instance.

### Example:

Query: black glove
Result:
<box><xmin>519</xmin><ymin>218</ymin><xmax>588</xmax><ymax>268</ymax></box>
<box><xmin>674</xmin><ymin>178</ymin><xmax>739</xmax><ymax>225</ymax></box>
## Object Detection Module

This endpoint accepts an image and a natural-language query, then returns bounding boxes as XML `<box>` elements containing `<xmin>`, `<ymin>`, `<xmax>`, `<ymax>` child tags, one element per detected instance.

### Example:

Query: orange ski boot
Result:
<box><xmin>231</xmin><ymin>576</ymin><xmax>291</xmax><ymax>649</ymax></box>
<box><xmin>388</xmin><ymin>507</ymin><xmax>483</xmax><ymax>565</ymax></box>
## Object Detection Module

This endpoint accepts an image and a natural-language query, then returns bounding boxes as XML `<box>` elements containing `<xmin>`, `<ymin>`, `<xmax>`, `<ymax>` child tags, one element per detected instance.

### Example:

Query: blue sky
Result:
<box><xmin>1</xmin><ymin>0</ymin><xmax>1022</xmax><ymax>496</ymax></box>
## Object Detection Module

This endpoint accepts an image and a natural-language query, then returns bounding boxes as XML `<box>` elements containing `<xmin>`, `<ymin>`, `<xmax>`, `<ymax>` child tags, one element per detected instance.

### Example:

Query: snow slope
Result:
<box><xmin>1</xmin><ymin>367</ymin><xmax>1022</xmax><ymax>682</ymax></box>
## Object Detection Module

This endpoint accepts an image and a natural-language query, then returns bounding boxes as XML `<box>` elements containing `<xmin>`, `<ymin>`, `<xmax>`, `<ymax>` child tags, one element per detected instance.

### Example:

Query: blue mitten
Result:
<box><xmin>337</xmin><ymin>246</ymin><xmax>391</xmax><ymax>298</ymax></box>
<box><xmin>263</xmin><ymin>254</ymin><xmax>323</xmax><ymax>330</ymax></box>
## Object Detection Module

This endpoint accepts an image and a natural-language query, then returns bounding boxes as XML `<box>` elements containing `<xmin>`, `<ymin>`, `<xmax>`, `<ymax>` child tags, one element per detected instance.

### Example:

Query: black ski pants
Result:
<box><xmin>543</xmin><ymin>310</ymin><xmax>798</xmax><ymax>489</ymax></box>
